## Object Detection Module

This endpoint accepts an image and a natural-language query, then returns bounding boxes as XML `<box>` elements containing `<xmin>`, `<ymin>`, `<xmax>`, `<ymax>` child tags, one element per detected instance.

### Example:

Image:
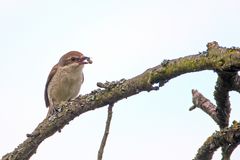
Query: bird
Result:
<box><xmin>44</xmin><ymin>51</ymin><xmax>92</xmax><ymax>116</ymax></box>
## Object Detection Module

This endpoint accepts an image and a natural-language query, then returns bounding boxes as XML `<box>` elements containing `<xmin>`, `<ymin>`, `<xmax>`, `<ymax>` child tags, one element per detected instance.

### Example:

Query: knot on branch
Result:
<box><xmin>207</xmin><ymin>41</ymin><xmax>219</xmax><ymax>50</ymax></box>
<box><xmin>161</xmin><ymin>59</ymin><xmax>170</xmax><ymax>66</ymax></box>
<box><xmin>206</xmin><ymin>41</ymin><xmax>227</xmax><ymax>58</ymax></box>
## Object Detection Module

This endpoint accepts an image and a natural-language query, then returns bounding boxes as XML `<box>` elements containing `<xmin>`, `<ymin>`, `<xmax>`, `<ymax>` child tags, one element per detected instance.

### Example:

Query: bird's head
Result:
<box><xmin>59</xmin><ymin>51</ymin><xmax>92</xmax><ymax>68</ymax></box>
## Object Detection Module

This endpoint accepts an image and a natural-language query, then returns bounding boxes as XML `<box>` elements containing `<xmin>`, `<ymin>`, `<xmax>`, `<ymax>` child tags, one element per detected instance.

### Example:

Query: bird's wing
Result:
<box><xmin>44</xmin><ymin>64</ymin><xmax>58</xmax><ymax>107</ymax></box>
<box><xmin>81</xmin><ymin>72</ymin><xmax>84</xmax><ymax>84</ymax></box>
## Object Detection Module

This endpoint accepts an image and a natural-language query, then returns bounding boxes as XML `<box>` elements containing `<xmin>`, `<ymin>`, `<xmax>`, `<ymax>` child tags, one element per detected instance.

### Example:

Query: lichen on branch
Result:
<box><xmin>3</xmin><ymin>42</ymin><xmax>240</xmax><ymax>160</ymax></box>
<box><xmin>193</xmin><ymin>121</ymin><xmax>240</xmax><ymax>160</ymax></box>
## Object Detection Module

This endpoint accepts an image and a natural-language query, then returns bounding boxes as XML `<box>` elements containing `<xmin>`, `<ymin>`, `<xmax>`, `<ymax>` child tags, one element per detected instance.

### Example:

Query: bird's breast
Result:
<box><xmin>48</xmin><ymin>65</ymin><xmax>84</xmax><ymax>105</ymax></box>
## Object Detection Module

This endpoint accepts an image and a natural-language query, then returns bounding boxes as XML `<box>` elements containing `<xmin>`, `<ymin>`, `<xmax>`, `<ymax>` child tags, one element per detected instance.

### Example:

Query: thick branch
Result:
<box><xmin>214</xmin><ymin>72</ymin><xmax>236</xmax><ymax>129</ymax></box>
<box><xmin>190</xmin><ymin>72</ymin><xmax>240</xmax><ymax>159</ymax></box>
<box><xmin>213</xmin><ymin>71</ymin><xmax>238</xmax><ymax>159</ymax></box>
<box><xmin>221</xmin><ymin>141</ymin><xmax>240</xmax><ymax>160</ymax></box>
<box><xmin>193</xmin><ymin>121</ymin><xmax>240</xmax><ymax>160</ymax></box>
<box><xmin>231</xmin><ymin>74</ymin><xmax>240</xmax><ymax>93</ymax></box>
<box><xmin>3</xmin><ymin>42</ymin><xmax>240</xmax><ymax>160</ymax></box>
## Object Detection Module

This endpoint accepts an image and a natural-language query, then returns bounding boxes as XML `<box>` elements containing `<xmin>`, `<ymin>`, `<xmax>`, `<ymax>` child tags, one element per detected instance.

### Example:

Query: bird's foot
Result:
<box><xmin>47</xmin><ymin>106</ymin><xmax>61</xmax><ymax>121</ymax></box>
<box><xmin>47</xmin><ymin>101</ymin><xmax>67</xmax><ymax>120</ymax></box>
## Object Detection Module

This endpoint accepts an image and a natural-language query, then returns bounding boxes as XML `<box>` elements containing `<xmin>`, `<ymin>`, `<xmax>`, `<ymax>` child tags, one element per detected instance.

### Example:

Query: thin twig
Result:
<box><xmin>97</xmin><ymin>104</ymin><xmax>114</xmax><ymax>160</ymax></box>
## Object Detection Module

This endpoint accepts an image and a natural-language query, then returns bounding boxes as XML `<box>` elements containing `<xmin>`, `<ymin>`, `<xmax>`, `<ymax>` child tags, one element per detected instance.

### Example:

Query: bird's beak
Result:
<box><xmin>79</xmin><ymin>56</ymin><xmax>93</xmax><ymax>64</ymax></box>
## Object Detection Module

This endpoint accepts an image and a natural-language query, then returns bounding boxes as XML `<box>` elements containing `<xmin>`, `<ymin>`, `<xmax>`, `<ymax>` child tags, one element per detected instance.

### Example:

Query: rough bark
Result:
<box><xmin>193</xmin><ymin>121</ymin><xmax>240</xmax><ymax>160</ymax></box>
<box><xmin>190</xmin><ymin>89</ymin><xmax>219</xmax><ymax>125</ymax></box>
<box><xmin>2</xmin><ymin>41</ymin><xmax>240</xmax><ymax>160</ymax></box>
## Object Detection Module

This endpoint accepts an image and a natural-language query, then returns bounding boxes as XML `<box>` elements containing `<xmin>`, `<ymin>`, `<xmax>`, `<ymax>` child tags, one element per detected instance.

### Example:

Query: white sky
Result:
<box><xmin>1</xmin><ymin>0</ymin><xmax>240</xmax><ymax>159</ymax></box>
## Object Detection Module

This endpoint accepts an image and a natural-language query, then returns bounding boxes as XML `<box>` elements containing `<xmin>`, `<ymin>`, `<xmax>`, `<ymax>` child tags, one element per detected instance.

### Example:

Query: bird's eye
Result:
<box><xmin>71</xmin><ymin>57</ymin><xmax>79</xmax><ymax>61</ymax></box>
<box><xmin>71</xmin><ymin>57</ymin><xmax>76</xmax><ymax>61</ymax></box>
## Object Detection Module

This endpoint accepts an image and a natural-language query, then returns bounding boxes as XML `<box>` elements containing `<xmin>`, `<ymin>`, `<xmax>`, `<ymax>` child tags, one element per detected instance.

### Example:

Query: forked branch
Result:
<box><xmin>3</xmin><ymin>42</ymin><xmax>240</xmax><ymax>160</ymax></box>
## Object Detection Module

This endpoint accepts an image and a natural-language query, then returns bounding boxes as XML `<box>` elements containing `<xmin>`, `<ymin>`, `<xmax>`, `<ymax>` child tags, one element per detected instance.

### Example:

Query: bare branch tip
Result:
<box><xmin>189</xmin><ymin>105</ymin><xmax>196</xmax><ymax>111</ymax></box>
<box><xmin>97</xmin><ymin>82</ymin><xmax>105</xmax><ymax>88</ymax></box>
<box><xmin>192</xmin><ymin>89</ymin><xmax>198</xmax><ymax>94</ymax></box>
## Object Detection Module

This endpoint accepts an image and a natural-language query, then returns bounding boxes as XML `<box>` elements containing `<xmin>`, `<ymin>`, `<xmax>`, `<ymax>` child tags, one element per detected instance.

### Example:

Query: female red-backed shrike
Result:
<box><xmin>44</xmin><ymin>51</ymin><xmax>92</xmax><ymax>116</ymax></box>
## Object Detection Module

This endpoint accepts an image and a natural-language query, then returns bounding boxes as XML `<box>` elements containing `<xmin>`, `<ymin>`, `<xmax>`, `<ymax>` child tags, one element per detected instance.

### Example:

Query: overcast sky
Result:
<box><xmin>1</xmin><ymin>0</ymin><xmax>240</xmax><ymax>160</ymax></box>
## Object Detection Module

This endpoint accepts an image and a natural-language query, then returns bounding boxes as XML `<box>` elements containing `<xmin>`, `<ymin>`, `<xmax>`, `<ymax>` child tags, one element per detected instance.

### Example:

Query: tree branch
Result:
<box><xmin>193</xmin><ymin>121</ymin><xmax>240</xmax><ymax>160</ymax></box>
<box><xmin>214</xmin><ymin>71</ymin><xmax>236</xmax><ymax>129</ymax></box>
<box><xmin>3</xmin><ymin>41</ymin><xmax>240</xmax><ymax>160</ymax></box>
<box><xmin>221</xmin><ymin>141</ymin><xmax>240</xmax><ymax>160</ymax></box>
<box><xmin>213</xmin><ymin>71</ymin><xmax>239</xmax><ymax>159</ymax></box>
<box><xmin>97</xmin><ymin>104</ymin><xmax>114</xmax><ymax>160</ymax></box>
<box><xmin>231</xmin><ymin>74</ymin><xmax>240</xmax><ymax>93</ymax></box>
<box><xmin>190</xmin><ymin>89</ymin><xmax>220</xmax><ymax>125</ymax></box>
